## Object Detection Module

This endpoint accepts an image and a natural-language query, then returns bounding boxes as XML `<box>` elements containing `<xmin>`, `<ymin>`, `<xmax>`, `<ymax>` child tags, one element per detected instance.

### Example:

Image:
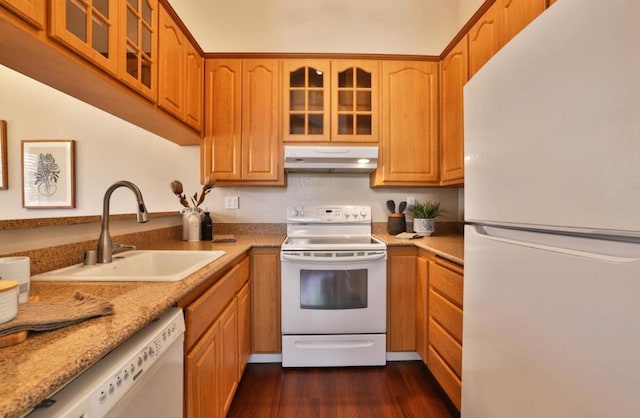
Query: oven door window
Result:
<box><xmin>300</xmin><ymin>269</ymin><xmax>367</xmax><ymax>309</ymax></box>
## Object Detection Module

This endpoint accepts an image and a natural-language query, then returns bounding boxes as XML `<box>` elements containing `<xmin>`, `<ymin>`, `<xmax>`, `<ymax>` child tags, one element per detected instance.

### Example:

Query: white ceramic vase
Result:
<box><xmin>413</xmin><ymin>218</ymin><xmax>435</xmax><ymax>236</ymax></box>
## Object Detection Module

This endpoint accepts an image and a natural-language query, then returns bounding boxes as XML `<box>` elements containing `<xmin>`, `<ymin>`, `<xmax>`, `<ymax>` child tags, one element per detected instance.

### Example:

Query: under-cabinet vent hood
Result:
<box><xmin>284</xmin><ymin>146</ymin><xmax>378</xmax><ymax>173</ymax></box>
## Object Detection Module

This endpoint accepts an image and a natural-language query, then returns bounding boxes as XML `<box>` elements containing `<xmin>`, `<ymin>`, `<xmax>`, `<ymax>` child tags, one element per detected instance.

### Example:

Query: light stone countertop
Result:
<box><xmin>0</xmin><ymin>233</ymin><xmax>463</xmax><ymax>418</ymax></box>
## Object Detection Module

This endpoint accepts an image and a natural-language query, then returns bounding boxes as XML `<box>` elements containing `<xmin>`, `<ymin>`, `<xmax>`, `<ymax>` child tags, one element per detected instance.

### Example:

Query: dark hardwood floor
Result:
<box><xmin>227</xmin><ymin>361</ymin><xmax>459</xmax><ymax>418</ymax></box>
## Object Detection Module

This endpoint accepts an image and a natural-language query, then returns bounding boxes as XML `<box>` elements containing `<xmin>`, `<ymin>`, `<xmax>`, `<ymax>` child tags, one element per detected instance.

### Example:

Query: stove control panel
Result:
<box><xmin>287</xmin><ymin>205</ymin><xmax>371</xmax><ymax>222</ymax></box>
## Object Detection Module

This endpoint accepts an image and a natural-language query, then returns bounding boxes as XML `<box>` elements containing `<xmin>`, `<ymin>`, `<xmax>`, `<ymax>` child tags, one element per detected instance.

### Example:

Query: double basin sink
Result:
<box><xmin>32</xmin><ymin>250</ymin><xmax>226</xmax><ymax>282</ymax></box>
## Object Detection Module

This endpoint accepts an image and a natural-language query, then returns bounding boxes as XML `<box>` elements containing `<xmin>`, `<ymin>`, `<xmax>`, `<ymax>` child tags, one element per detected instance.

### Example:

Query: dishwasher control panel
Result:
<box><xmin>28</xmin><ymin>308</ymin><xmax>185</xmax><ymax>417</ymax></box>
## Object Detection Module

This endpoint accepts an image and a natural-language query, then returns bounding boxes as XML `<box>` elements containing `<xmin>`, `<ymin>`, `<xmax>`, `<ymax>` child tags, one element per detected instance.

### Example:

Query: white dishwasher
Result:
<box><xmin>28</xmin><ymin>307</ymin><xmax>185</xmax><ymax>418</ymax></box>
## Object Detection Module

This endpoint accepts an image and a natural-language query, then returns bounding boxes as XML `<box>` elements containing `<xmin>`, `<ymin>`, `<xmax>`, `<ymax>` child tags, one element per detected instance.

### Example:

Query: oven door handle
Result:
<box><xmin>280</xmin><ymin>251</ymin><xmax>387</xmax><ymax>262</ymax></box>
<box><xmin>294</xmin><ymin>339</ymin><xmax>376</xmax><ymax>350</ymax></box>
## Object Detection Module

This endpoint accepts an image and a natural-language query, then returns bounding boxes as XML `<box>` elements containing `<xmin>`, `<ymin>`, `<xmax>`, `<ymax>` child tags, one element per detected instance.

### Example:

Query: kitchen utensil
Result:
<box><xmin>398</xmin><ymin>201</ymin><xmax>407</xmax><ymax>213</ymax></box>
<box><xmin>387</xmin><ymin>213</ymin><xmax>406</xmax><ymax>235</ymax></box>
<box><xmin>386</xmin><ymin>200</ymin><xmax>396</xmax><ymax>213</ymax></box>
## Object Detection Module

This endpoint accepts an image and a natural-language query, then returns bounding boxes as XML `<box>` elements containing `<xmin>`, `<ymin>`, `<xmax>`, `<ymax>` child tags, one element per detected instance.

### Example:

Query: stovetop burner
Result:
<box><xmin>282</xmin><ymin>205</ymin><xmax>386</xmax><ymax>252</ymax></box>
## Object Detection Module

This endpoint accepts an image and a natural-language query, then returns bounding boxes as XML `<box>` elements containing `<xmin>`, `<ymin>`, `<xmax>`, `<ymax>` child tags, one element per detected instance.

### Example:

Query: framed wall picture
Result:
<box><xmin>0</xmin><ymin>120</ymin><xmax>7</xmax><ymax>190</ymax></box>
<box><xmin>21</xmin><ymin>140</ymin><xmax>76</xmax><ymax>208</ymax></box>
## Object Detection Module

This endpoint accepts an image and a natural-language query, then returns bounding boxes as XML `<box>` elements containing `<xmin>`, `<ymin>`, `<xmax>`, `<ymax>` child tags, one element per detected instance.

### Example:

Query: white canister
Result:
<box><xmin>0</xmin><ymin>257</ymin><xmax>30</xmax><ymax>304</ymax></box>
<box><xmin>0</xmin><ymin>280</ymin><xmax>18</xmax><ymax>324</ymax></box>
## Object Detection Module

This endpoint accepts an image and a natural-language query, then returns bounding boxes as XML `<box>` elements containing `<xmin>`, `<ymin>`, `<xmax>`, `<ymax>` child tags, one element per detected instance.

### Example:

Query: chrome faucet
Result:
<box><xmin>97</xmin><ymin>181</ymin><xmax>149</xmax><ymax>263</ymax></box>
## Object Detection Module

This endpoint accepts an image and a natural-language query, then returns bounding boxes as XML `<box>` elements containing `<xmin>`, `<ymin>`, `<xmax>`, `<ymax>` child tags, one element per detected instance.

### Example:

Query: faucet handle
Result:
<box><xmin>83</xmin><ymin>250</ymin><xmax>97</xmax><ymax>266</ymax></box>
<box><xmin>111</xmin><ymin>243</ymin><xmax>137</xmax><ymax>253</ymax></box>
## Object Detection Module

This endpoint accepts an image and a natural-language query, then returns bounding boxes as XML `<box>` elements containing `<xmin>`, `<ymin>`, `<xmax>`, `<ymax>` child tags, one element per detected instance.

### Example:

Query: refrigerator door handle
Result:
<box><xmin>473</xmin><ymin>225</ymin><xmax>640</xmax><ymax>263</ymax></box>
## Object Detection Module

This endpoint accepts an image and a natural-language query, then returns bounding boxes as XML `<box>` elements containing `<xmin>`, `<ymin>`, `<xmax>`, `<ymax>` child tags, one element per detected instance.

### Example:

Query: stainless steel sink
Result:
<box><xmin>32</xmin><ymin>250</ymin><xmax>226</xmax><ymax>282</ymax></box>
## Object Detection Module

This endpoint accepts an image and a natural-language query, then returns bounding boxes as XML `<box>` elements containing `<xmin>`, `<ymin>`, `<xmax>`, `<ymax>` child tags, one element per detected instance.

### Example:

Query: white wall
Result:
<box><xmin>170</xmin><ymin>0</ymin><xmax>487</xmax><ymax>55</ymax></box>
<box><xmin>0</xmin><ymin>64</ymin><xmax>201</xmax><ymax>220</ymax></box>
<box><xmin>169</xmin><ymin>0</ymin><xmax>458</xmax><ymax>55</ymax></box>
<box><xmin>0</xmin><ymin>64</ymin><xmax>460</xmax><ymax>228</ymax></box>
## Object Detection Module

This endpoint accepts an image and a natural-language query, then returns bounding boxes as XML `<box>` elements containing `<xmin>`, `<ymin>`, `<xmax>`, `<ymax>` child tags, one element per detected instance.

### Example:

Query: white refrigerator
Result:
<box><xmin>462</xmin><ymin>0</ymin><xmax>640</xmax><ymax>417</ymax></box>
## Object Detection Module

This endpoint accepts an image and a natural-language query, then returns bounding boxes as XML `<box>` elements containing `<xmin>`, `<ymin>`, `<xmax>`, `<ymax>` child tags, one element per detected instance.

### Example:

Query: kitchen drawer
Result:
<box><xmin>428</xmin><ymin>345</ymin><xmax>461</xmax><ymax>410</ymax></box>
<box><xmin>429</xmin><ymin>289</ymin><xmax>463</xmax><ymax>342</ymax></box>
<box><xmin>234</xmin><ymin>257</ymin><xmax>250</xmax><ymax>289</ymax></box>
<box><xmin>185</xmin><ymin>265</ymin><xmax>239</xmax><ymax>349</ymax></box>
<box><xmin>430</xmin><ymin>259</ymin><xmax>463</xmax><ymax>306</ymax></box>
<box><xmin>429</xmin><ymin>317</ymin><xmax>462</xmax><ymax>377</ymax></box>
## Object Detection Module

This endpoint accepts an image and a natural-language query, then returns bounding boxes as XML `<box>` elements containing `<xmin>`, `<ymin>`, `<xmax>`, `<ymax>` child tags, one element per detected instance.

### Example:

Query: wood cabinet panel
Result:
<box><xmin>219</xmin><ymin>298</ymin><xmax>239</xmax><ymax>416</ymax></box>
<box><xmin>430</xmin><ymin>259</ymin><xmax>464</xmax><ymax>306</ymax></box>
<box><xmin>373</xmin><ymin>60</ymin><xmax>438</xmax><ymax>186</ymax></box>
<box><xmin>0</xmin><ymin>0</ymin><xmax>44</xmax><ymax>28</ymax></box>
<box><xmin>429</xmin><ymin>317</ymin><xmax>462</xmax><ymax>377</ymax></box>
<box><xmin>387</xmin><ymin>246</ymin><xmax>417</xmax><ymax>351</ymax></box>
<box><xmin>499</xmin><ymin>0</ymin><xmax>546</xmax><ymax>45</ymax></box>
<box><xmin>429</xmin><ymin>289</ymin><xmax>463</xmax><ymax>343</ymax></box>
<box><xmin>250</xmin><ymin>248</ymin><xmax>281</xmax><ymax>353</ymax></box>
<box><xmin>415</xmin><ymin>253</ymin><xmax>429</xmax><ymax>362</ymax></box>
<box><xmin>203</xmin><ymin>59</ymin><xmax>242</xmax><ymax>180</ymax></box>
<box><xmin>185</xmin><ymin>40</ymin><xmax>203</xmax><ymax>130</ymax></box>
<box><xmin>202</xmin><ymin>59</ymin><xmax>283</xmax><ymax>186</ymax></box>
<box><xmin>427</xmin><ymin>256</ymin><xmax>463</xmax><ymax>410</ymax></box>
<box><xmin>242</xmin><ymin>60</ymin><xmax>281</xmax><ymax>181</ymax></box>
<box><xmin>158</xmin><ymin>4</ymin><xmax>202</xmax><ymax>131</ymax></box>
<box><xmin>237</xmin><ymin>282</ymin><xmax>251</xmax><ymax>376</ymax></box>
<box><xmin>158</xmin><ymin>5</ymin><xmax>184</xmax><ymax>117</ymax></box>
<box><xmin>468</xmin><ymin>0</ymin><xmax>501</xmax><ymax>78</ymax></box>
<box><xmin>184</xmin><ymin>264</ymin><xmax>238</xmax><ymax>349</ymax></box>
<box><xmin>439</xmin><ymin>37</ymin><xmax>468</xmax><ymax>185</ymax></box>
<box><xmin>427</xmin><ymin>345</ymin><xmax>461</xmax><ymax>410</ymax></box>
<box><xmin>186</xmin><ymin>320</ymin><xmax>221</xmax><ymax>418</ymax></box>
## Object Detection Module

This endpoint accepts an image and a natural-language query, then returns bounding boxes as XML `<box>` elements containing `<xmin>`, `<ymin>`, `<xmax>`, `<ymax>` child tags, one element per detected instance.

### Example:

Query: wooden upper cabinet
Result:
<box><xmin>185</xmin><ymin>41</ymin><xmax>204</xmax><ymax>130</ymax></box>
<box><xmin>372</xmin><ymin>60</ymin><xmax>438</xmax><ymax>186</ymax></box>
<box><xmin>499</xmin><ymin>0</ymin><xmax>546</xmax><ymax>46</ymax></box>
<box><xmin>282</xmin><ymin>59</ymin><xmax>331</xmax><ymax>142</ymax></box>
<box><xmin>158</xmin><ymin>5</ymin><xmax>183</xmax><ymax>116</ymax></box>
<box><xmin>241</xmin><ymin>60</ymin><xmax>281</xmax><ymax>181</ymax></box>
<box><xmin>203</xmin><ymin>59</ymin><xmax>242</xmax><ymax>181</ymax></box>
<box><xmin>467</xmin><ymin>0</ymin><xmax>501</xmax><ymax>78</ymax></box>
<box><xmin>49</xmin><ymin>0</ymin><xmax>120</xmax><ymax>74</ymax></box>
<box><xmin>0</xmin><ymin>0</ymin><xmax>45</xmax><ymax>28</ymax></box>
<box><xmin>283</xmin><ymin>59</ymin><xmax>378</xmax><ymax>143</ymax></box>
<box><xmin>119</xmin><ymin>0</ymin><xmax>158</xmax><ymax>101</ymax></box>
<box><xmin>202</xmin><ymin>59</ymin><xmax>283</xmax><ymax>185</ymax></box>
<box><xmin>331</xmin><ymin>60</ymin><xmax>379</xmax><ymax>143</ymax></box>
<box><xmin>439</xmin><ymin>37</ymin><xmax>468</xmax><ymax>185</ymax></box>
<box><xmin>158</xmin><ymin>3</ymin><xmax>203</xmax><ymax>132</ymax></box>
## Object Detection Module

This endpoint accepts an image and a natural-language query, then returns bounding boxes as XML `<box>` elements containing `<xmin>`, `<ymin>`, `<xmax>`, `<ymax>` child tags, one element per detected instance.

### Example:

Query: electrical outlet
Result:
<box><xmin>407</xmin><ymin>196</ymin><xmax>416</xmax><ymax>206</ymax></box>
<box><xmin>224</xmin><ymin>196</ymin><xmax>239</xmax><ymax>210</ymax></box>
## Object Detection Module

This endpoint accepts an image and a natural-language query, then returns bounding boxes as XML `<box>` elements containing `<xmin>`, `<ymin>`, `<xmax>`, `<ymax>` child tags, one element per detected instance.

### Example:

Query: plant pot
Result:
<box><xmin>413</xmin><ymin>218</ymin><xmax>435</xmax><ymax>236</ymax></box>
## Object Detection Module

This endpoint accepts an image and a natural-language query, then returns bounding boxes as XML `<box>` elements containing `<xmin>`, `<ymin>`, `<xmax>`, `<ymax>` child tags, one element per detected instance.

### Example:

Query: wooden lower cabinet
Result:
<box><xmin>427</xmin><ymin>256</ymin><xmax>464</xmax><ymax>411</ymax></box>
<box><xmin>182</xmin><ymin>256</ymin><xmax>250</xmax><ymax>418</ymax></box>
<box><xmin>185</xmin><ymin>317</ymin><xmax>221</xmax><ymax>418</ymax></box>
<box><xmin>387</xmin><ymin>246</ymin><xmax>418</xmax><ymax>351</ymax></box>
<box><xmin>415</xmin><ymin>249</ymin><xmax>431</xmax><ymax>362</ymax></box>
<box><xmin>250</xmin><ymin>247</ymin><xmax>281</xmax><ymax>353</ymax></box>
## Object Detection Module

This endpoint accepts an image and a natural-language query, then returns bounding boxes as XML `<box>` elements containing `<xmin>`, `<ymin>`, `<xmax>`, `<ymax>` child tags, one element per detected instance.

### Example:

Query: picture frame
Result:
<box><xmin>0</xmin><ymin>120</ymin><xmax>7</xmax><ymax>190</ymax></box>
<box><xmin>21</xmin><ymin>139</ymin><xmax>76</xmax><ymax>208</ymax></box>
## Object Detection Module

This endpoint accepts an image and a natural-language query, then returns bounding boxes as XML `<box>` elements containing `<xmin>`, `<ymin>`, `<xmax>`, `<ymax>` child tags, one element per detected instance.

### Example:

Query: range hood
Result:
<box><xmin>284</xmin><ymin>145</ymin><xmax>378</xmax><ymax>173</ymax></box>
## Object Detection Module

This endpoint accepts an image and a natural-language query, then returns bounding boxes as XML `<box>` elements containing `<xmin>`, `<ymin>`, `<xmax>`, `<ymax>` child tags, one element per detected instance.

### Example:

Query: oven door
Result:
<box><xmin>281</xmin><ymin>250</ymin><xmax>387</xmax><ymax>334</ymax></box>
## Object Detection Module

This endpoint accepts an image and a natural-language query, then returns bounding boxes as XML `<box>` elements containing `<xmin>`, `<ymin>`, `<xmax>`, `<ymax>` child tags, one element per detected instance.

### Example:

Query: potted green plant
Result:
<box><xmin>407</xmin><ymin>200</ymin><xmax>441</xmax><ymax>236</ymax></box>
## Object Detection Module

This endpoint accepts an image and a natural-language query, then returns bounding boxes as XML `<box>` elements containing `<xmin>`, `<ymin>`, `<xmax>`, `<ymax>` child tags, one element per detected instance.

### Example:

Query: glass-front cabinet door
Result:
<box><xmin>331</xmin><ymin>60</ymin><xmax>379</xmax><ymax>143</ymax></box>
<box><xmin>120</xmin><ymin>0</ymin><xmax>157</xmax><ymax>100</ymax></box>
<box><xmin>282</xmin><ymin>60</ymin><xmax>330</xmax><ymax>142</ymax></box>
<box><xmin>49</xmin><ymin>0</ymin><xmax>119</xmax><ymax>74</ymax></box>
